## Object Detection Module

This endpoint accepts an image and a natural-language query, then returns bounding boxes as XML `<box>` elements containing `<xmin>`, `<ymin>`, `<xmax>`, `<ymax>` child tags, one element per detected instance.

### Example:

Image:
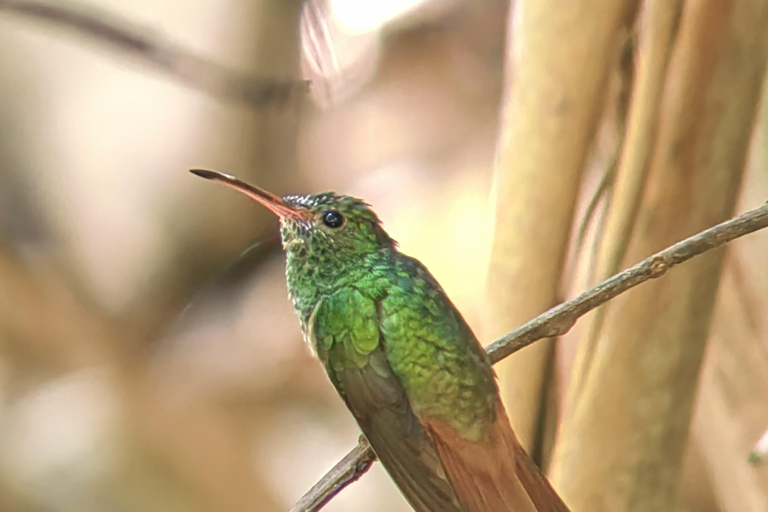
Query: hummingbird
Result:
<box><xmin>190</xmin><ymin>169</ymin><xmax>569</xmax><ymax>512</ymax></box>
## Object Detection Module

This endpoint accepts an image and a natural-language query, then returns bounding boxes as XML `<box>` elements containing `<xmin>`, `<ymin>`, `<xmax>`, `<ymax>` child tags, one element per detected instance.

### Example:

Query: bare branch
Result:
<box><xmin>289</xmin><ymin>437</ymin><xmax>376</xmax><ymax>512</ymax></box>
<box><xmin>486</xmin><ymin>201</ymin><xmax>768</xmax><ymax>361</ymax></box>
<box><xmin>291</xmin><ymin>200</ymin><xmax>768</xmax><ymax>512</ymax></box>
<box><xmin>0</xmin><ymin>0</ymin><xmax>309</xmax><ymax>107</ymax></box>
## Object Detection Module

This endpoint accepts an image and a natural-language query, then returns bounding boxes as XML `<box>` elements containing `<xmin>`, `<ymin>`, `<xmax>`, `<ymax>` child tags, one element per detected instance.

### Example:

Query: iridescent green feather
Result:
<box><xmin>310</xmin><ymin>286</ymin><xmax>466</xmax><ymax>512</ymax></box>
<box><xmin>379</xmin><ymin>256</ymin><xmax>498</xmax><ymax>442</ymax></box>
<box><xmin>313</xmin><ymin>288</ymin><xmax>379</xmax><ymax>369</ymax></box>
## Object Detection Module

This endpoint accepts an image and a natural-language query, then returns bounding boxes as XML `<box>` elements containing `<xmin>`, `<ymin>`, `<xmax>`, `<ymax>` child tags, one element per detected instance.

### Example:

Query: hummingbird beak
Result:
<box><xmin>190</xmin><ymin>169</ymin><xmax>305</xmax><ymax>220</ymax></box>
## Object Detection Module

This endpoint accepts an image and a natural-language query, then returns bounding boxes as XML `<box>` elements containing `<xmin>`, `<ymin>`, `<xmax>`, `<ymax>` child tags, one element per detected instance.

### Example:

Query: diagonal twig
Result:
<box><xmin>291</xmin><ymin>200</ymin><xmax>768</xmax><ymax>512</ymax></box>
<box><xmin>0</xmin><ymin>0</ymin><xmax>309</xmax><ymax>107</ymax></box>
<box><xmin>289</xmin><ymin>437</ymin><xmax>376</xmax><ymax>512</ymax></box>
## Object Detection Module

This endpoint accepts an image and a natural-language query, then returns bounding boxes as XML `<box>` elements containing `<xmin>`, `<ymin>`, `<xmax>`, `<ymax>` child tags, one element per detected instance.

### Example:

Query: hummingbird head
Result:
<box><xmin>190</xmin><ymin>169</ymin><xmax>396</xmax><ymax>303</ymax></box>
<box><xmin>278</xmin><ymin>191</ymin><xmax>395</xmax><ymax>256</ymax></box>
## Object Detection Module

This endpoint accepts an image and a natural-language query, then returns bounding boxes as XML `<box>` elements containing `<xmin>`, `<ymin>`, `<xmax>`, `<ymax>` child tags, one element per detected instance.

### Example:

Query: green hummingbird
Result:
<box><xmin>190</xmin><ymin>169</ymin><xmax>569</xmax><ymax>512</ymax></box>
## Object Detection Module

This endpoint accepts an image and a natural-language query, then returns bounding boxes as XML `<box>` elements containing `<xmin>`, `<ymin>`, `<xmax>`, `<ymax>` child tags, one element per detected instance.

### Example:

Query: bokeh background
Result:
<box><xmin>0</xmin><ymin>1</ymin><xmax>766</xmax><ymax>511</ymax></box>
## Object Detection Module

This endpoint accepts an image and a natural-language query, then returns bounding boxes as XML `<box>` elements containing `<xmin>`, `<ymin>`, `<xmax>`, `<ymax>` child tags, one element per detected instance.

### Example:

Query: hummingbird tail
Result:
<box><xmin>511</xmin><ymin>432</ymin><xmax>571</xmax><ymax>512</ymax></box>
<box><xmin>425</xmin><ymin>402</ymin><xmax>570</xmax><ymax>512</ymax></box>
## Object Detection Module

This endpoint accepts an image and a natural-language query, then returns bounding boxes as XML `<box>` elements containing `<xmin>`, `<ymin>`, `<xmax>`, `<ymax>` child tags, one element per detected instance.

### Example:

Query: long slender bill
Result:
<box><xmin>190</xmin><ymin>169</ymin><xmax>303</xmax><ymax>220</ymax></box>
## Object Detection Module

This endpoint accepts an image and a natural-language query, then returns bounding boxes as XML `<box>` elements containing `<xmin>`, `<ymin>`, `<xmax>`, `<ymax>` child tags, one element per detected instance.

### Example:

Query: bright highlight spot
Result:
<box><xmin>331</xmin><ymin>0</ymin><xmax>427</xmax><ymax>34</ymax></box>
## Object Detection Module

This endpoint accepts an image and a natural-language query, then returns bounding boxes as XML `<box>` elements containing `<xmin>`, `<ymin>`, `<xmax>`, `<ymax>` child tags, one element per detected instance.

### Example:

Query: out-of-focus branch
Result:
<box><xmin>291</xmin><ymin>200</ymin><xmax>768</xmax><ymax>512</ymax></box>
<box><xmin>0</xmin><ymin>0</ymin><xmax>309</xmax><ymax>107</ymax></box>
<box><xmin>0</xmin><ymin>250</ymin><xmax>284</xmax><ymax>510</ymax></box>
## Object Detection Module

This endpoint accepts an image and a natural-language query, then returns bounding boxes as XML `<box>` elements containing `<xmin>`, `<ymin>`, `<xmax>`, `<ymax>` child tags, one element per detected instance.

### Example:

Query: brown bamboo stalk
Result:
<box><xmin>484</xmin><ymin>0</ymin><xmax>638</xmax><ymax>451</ymax></box>
<box><xmin>686</xmin><ymin>135</ymin><xmax>768</xmax><ymax>510</ymax></box>
<box><xmin>549</xmin><ymin>1</ymin><xmax>768</xmax><ymax>511</ymax></box>
<box><xmin>567</xmin><ymin>0</ymin><xmax>684</xmax><ymax>404</ymax></box>
<box><xmin>691</xmin><ymin>264</ymin><xmax>768</xmax><ymax>511</ymax></box>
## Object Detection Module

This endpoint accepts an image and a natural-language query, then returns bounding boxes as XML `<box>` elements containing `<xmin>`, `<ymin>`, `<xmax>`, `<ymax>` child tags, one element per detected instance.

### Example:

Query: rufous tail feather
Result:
<box><xmin>425</xmin><ymin>403</ymin><xmax>570</xmax><ymax>512</ymax></box>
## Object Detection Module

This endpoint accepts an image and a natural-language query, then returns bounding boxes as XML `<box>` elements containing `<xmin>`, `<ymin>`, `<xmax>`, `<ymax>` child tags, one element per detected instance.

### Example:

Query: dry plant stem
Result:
<box><xmin>568</xmin><ymin>0</ymin><xmax>684</xmax><ymax>404</ymax></box>
<box><xmin>595</xmin><ymin>0</ymin><xmax>684</xmax><ymax>278</ymax></box>
<box><xmin>486</xmin><ymin>0</ymin><xmax>637</xmax><ymax>451</ymax></box>
<box><xmin>552</xmin><ymin>1</ymin><xmax>768</xmax><ymax>509</ymax></box>
<box><xmin>690</xmin><ymin>238</ymin><xmax>768</xmax><ymax>508</ymax></box>
<box><xmin>574</xmin><ymin>159</ymin><xmax>616</xmax><ymax>261</ymax></box>
<box><xmin>694</xmin><ymin>263</ymin><xmax>768</xmax><ymax>511</ymax></box>
<box><xmin>291</xmin><ymin>200</ymin><xmax>768</xmax><ymax>512</ymax></box>
<box><xmin>0</xmin><ymin>0</ymin><xmax>308</xmax><ymax>107</ymax></box>
<box><xmin>679</xmin><ymin>258</ymin><xmax>768</xmax><ymax>512</ymax></box>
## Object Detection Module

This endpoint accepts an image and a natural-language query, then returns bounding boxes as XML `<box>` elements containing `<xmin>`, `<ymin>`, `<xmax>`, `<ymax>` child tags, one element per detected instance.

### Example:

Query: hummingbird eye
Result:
<box><xmin>322</xmin><ymin>210</ymin><xmax>345</xmax><ymax>229</ymax></box>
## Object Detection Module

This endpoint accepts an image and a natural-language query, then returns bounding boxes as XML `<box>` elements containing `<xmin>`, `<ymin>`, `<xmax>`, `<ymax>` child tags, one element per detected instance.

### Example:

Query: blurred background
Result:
<box><xmin>0</xmin><ymin>1</ymin><xmax>766</xmax><ymax>512</ymax></box>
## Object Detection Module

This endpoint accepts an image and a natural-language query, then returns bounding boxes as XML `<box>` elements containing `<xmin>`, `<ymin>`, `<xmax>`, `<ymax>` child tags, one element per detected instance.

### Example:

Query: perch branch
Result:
<box><xmin>291</xmin><ymin>200</ymin><xmax>768</xmax><ymax>512</ymax></box>
<box><xmin>0</xmin><ymin>0</ymin><xmax>309</xmax><ymax>107</ymax></box>
<box><xmin>288</xmin><ymin>437</ymin><xmax>376</xmax><ymax>512</ymax></box>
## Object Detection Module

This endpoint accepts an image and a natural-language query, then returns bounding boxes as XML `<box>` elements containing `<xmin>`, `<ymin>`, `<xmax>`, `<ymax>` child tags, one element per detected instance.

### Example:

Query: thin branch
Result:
<box><xmin>575</xmin><ymin>160</ymin><xmax>616</xmax><ymax>259</ymax></box>
<box><xmin>485</xmin><ymin>201</ymin><xmax>768</xmax><ymax>361</ymax></box>
<box><xmin>289</xmin><ymin>437</ymin><xmax>376</xmax><ymax>512</ymax></box>
<box><xmin>291</xmin><ymin>200</ymin><xmax>768</xmax><ymax>512</ymax></box>
<box><xmin>0</xmin><ymin>0</ymin><xmax>309</xmax><ymax>107</ymax></box>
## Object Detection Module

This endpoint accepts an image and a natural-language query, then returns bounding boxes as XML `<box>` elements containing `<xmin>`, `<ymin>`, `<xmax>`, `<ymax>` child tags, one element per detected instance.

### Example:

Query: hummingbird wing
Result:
<box><xmin>310</xmin><ymin>288</ymin><xmax>466</xmax><ymax>512</ymax></box>
<box><xmin>379</xmin><ymin>256</ymin><xmax>570</xmax><ymax>512</ymax></box>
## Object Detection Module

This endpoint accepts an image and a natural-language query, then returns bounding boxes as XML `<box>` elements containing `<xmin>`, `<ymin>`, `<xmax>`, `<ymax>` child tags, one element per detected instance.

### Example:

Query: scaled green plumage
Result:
<box><xmin>282</xmin><ymin>193</ymin><xmax>498</xmax><ymax>442</ymax></box>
